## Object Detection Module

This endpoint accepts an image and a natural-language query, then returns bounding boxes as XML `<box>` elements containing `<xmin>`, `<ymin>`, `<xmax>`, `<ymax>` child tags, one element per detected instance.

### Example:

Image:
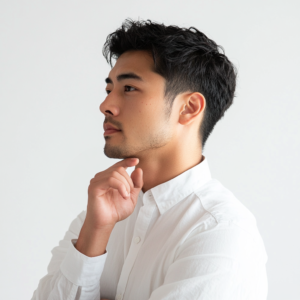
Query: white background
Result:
<box><xmin>1</xmin><ymin>0</ymin><xmax>299</xmax><ymax>299</ymax></box>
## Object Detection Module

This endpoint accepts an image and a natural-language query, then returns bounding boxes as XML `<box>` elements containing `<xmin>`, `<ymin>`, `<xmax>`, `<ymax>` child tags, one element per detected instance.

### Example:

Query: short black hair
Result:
<box><xmin>102</xmin><ymin>18</ymin><xmax>237</xmax><ymax>149</ymax></box>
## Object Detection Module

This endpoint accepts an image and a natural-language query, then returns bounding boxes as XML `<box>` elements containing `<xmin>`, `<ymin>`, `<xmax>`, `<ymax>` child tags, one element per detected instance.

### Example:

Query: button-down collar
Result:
<box><xmin>139</xmin><ymin>156</ymin><xmax>212</xmax><ymax>215</ymax></box>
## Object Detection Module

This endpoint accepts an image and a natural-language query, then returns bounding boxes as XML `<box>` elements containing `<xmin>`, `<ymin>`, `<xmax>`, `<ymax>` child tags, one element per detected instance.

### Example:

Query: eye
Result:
<box><xmin>124</xmin><ymin>85</ymin><xmax>136</xmax><ymax>92</ymax></box>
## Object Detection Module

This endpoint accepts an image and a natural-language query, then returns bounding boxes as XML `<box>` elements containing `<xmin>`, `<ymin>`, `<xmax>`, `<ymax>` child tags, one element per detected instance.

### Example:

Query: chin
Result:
<box><xmin>104</xmin><ymin>144</ymin><xmax>127</xmax><ymax>159</ymax></box>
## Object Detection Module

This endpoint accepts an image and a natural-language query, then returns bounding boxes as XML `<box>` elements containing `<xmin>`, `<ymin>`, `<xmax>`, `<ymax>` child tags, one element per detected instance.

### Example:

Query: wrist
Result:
<box><xmin>75</xmin><ymin>221</ymin><xmax>114</xmax><ymax>257</ymax></box>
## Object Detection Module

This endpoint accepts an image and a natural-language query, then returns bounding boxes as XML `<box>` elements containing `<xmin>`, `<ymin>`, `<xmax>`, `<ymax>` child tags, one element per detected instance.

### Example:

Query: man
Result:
<box><xmin>32</xmin><ymin>18</ymin><xmax>268</xmax><ymax>300</ymax></box>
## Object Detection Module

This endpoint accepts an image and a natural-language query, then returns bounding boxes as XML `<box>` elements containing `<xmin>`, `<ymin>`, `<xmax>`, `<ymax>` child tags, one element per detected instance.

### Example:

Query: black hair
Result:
<box><xmin>102</xmin><ymin>18</ymin><xmax>237</xmax><ymax>149</ymax></box>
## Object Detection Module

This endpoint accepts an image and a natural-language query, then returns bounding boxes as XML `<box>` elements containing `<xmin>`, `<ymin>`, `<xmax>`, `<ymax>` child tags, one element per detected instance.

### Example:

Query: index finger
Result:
<box><xmin>112</xmin><ymin>158</ymin><xmax>139</xmax><ymax>170</ymax></box>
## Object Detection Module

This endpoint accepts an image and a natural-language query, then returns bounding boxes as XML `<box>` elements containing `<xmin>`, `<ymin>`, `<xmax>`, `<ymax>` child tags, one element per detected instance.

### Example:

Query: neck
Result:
<box><xmin>135</xmin><ymin>146</ymin><xmax>203</xmax><ymax>194</ymax></box>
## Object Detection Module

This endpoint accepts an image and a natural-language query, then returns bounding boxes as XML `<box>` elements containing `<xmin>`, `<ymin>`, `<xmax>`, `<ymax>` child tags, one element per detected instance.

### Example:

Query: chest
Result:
<box><xmin>100</xmin><ymin>196</ymin><xmax>202</xmax><ymax>300</ymax></box>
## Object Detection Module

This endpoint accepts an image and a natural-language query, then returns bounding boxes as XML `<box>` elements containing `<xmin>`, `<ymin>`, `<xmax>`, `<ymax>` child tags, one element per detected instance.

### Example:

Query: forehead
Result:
<box><xmin>107</xmin><ymin>50</ymin><xmax>156</xmax><ymax>80</ymax></box>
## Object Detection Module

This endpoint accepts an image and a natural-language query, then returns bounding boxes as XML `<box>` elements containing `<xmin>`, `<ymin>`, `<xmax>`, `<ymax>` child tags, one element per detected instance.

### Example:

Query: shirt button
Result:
<box><xmin>116</xmin><ymin>293</ymin><xmax>122</xmax><ymax>300</ymax></box>
<box><xmin>134</xmin><ymin>236</ymin><xmax>141</xmax><ymax>244</ymax></box>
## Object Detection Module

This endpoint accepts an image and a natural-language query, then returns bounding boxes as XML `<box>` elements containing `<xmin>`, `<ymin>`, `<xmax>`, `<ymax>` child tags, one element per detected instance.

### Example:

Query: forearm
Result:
<box><xmin>75</xmin><ymin>220</ymin><xmax>114</xmax><ymax>257</ymax></box>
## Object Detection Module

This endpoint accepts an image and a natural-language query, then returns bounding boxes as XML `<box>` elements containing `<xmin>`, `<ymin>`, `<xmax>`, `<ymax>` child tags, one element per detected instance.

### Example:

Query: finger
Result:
<box><xmin>131</xmin><ymin>168</ymin><xmax>143</xmax><ymax>190</ymax></box>
<box><xmin>112</xmin><ymin>157</ymin><xmax>139</xmax><ymax>170</ymax></box>
<box><xmin>107</xmin><ymin>176</ymin><xmax>130</xmax><ymax>199</ymax></box>
<box><xmin>115</xmin><ymin>166</ymin><xmax>134</xmax><ymax>191</ymax></box>
<box><xmin>89</xmin><ymin>171</ymin><xmax>131</xmax><ymax>197</ymax></box>
<box><xmin>110</xmin><ymin>170</ymin><xmax>131</xmax><ymax>195</ymax></box>
<box><xmin>129</xmin><ymin>168</ymin><xmax>143</xmax><ymax>205</ymax></box>
<box><xmin>93</xmin><ymin>158</ymin><xmax>139</xmax><ymax>180</ymax></box>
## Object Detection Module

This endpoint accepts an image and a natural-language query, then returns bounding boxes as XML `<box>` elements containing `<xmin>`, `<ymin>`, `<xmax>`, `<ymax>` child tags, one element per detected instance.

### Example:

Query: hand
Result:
<box><xmin>76</xmin><ymin>158</ymin><xmax>143</xmax><ymax>257</ymax></box>
<box><xmin>86</xmin><ymin>157</ymin><xmax>143</xmax><ymax>230</ymax></box>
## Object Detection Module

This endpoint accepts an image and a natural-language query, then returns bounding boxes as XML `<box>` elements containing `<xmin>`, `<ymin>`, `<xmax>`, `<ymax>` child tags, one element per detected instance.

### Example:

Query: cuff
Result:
<box><xmin>60</xmin><ymin>239</ymin><xmax>108</xmax><ymax>286</ymax></box>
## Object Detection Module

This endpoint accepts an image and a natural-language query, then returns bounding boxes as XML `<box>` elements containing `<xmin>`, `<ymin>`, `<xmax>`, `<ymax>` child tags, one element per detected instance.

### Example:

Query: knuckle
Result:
<box><xmin>94</xmin><ymin>171</ymin><xmax>101</xmax><ymax>177</ymax></box>
<box><xmin>108</xmin><ymin>177</ymin><xmax>114</xmax><ymax>185</ymax></box>
<box><xmin>111</xmin><ymin>170</ymin><xmax>118</xmax><ymax>177</ymax></box>
<box><xmin>116</xmin><ymin>166</ymin><xmax>124</xmax><ymax>173</ymax></box>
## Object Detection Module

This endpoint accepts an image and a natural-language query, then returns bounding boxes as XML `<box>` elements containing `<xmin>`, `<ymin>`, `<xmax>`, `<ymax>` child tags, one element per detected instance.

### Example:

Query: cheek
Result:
<box><xmin>139</xmin><ymin>100</ymin><xmax>158</xmax><ymax>120</ymax></box>
<box><xmin>140</xmin><ymin>97</ymin><xmax>161</xmax><ymax>113</ymax></box>
<box><xmin>130</xmin><ymin>100</ymin><xmax>152</xmax><ymax>114</ymax></box>
<box><xmin>126</xmin><ymin>97</ymin><xmax>163</xmax><ymax>128</ymax></box>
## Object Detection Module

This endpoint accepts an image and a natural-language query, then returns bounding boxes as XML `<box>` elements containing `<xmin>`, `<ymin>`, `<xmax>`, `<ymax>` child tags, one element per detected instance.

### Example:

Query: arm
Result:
<box><xmin>32</xmin><ymin>157</ymin><xmax>144</xmax><ymax>299</ymax></box>
<box><xmin>31</xmin><ymin>211</ymin><xmax>108</xmax><ymax>300</ymax></box>
<box><xmin>75</xmin><ymin>157</ymin><xmax>143</xmax><ymax>258</ymax></box>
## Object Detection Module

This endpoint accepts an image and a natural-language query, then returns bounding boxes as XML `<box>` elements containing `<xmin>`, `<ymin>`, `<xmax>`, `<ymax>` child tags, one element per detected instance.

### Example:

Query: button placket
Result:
<box><xmin>133</xmin><ymin>236</ymin><xmax>141</xmax><ymax>244</ymax></box>
<box><xmin>116</xmin><ymin>293</ymin><xmax>122</xmax><ymax>300</ymax></box>
<box><xmin>115</xmin><ymin>198</ymin><xmax>156</xmax><ymax>299</ymax></box>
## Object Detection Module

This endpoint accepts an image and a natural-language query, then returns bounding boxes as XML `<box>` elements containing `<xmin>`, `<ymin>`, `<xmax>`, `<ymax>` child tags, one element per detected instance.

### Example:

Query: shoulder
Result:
<box><xmin>192</xmin><ymin>179</ymin><xmax>267</xmax><ymax>260</ymax></box>
<box><xmin>189</xmin><ymin>179</ymin><xmax>267</xmax><ymax>262</ymax></box>
<box><xmin>194</xmin><ymin>179</ymin><xmax>256</xmax><ymax>231</ymax></box>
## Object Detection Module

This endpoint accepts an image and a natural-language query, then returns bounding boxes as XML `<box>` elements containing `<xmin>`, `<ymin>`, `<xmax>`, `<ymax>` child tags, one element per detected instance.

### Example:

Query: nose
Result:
<box><xmin>99</xmin><ymin>94</ymin><xmax>120</xmax><ymax>117</ymax></box>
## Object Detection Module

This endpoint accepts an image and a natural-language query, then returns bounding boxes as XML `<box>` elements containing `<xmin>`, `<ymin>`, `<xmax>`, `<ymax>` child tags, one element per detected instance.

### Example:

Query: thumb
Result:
<box><xmin>130</xmin><ymin>167</ymin><xmax>143</xmax><ymax>192</ymax></box>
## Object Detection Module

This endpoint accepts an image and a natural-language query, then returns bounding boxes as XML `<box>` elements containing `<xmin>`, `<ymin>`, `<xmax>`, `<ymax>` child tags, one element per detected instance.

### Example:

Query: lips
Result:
<box><xmin>103</xmin><ymin>123</ymin><xmax>121</xmax><ymax>131</ymax></box>
<box><xmin>104</xmin><ymin>128</ymin><xmax>121</xmax><ymax>136</ymax></box>
<box><xmin>103</xmin><ymin>123</ymin><xmax>121</xmax><ymax>136</ymax></box>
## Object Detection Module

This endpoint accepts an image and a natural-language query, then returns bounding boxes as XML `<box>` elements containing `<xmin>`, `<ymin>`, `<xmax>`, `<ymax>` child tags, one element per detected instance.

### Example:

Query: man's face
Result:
<box><xmin>100</xmin><ymin>50</ymin><xmax>174</xmax><ymax>159</ymax></box>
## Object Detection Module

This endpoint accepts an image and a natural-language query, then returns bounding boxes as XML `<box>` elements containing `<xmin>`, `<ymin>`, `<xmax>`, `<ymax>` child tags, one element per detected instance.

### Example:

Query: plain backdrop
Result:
<box><xmin>0</xmin><ymin>0</ymin><xmax>299</xmax><ymax>299</ymax></box>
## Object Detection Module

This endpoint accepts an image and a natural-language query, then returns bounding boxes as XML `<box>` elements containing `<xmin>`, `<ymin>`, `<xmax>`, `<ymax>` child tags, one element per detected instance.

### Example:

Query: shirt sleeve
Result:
<box><xmin>148</xmin><ymin>219</ymin><xmax>268</xmax><ymax>300</ymax></box>
<box><xmin>31</xmin><ymin>210</ymin><xmax>108</xmax><ymax>300</ymax></box>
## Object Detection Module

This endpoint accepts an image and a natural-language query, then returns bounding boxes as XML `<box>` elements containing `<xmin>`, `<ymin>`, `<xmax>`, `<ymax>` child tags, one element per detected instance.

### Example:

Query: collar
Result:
<box><xmin>139</xmin><ymin>155</ymin><xmax>212</xmax><ymax>215</ymax></box>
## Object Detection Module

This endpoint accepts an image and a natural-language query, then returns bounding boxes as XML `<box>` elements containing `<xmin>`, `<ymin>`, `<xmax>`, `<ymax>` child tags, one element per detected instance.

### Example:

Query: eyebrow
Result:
<box><xmin>105</xmin><ymin>72</ymin><xmax>144</xmax><ymax>84</ymax></box>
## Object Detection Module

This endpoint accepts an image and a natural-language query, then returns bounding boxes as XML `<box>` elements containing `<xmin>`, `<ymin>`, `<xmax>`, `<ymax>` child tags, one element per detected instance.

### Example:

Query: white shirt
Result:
<box><xmin>32</xmin><ymin>157</ymin><xmax>268</xmax><ymax>300</ymax></box>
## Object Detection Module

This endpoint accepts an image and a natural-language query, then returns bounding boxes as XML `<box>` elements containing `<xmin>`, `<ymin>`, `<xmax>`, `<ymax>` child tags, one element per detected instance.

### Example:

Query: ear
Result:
<box><xmin>179</xmin><ymin>92</ymin><xmax>205</xmax><ymax>126</ymax></box>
